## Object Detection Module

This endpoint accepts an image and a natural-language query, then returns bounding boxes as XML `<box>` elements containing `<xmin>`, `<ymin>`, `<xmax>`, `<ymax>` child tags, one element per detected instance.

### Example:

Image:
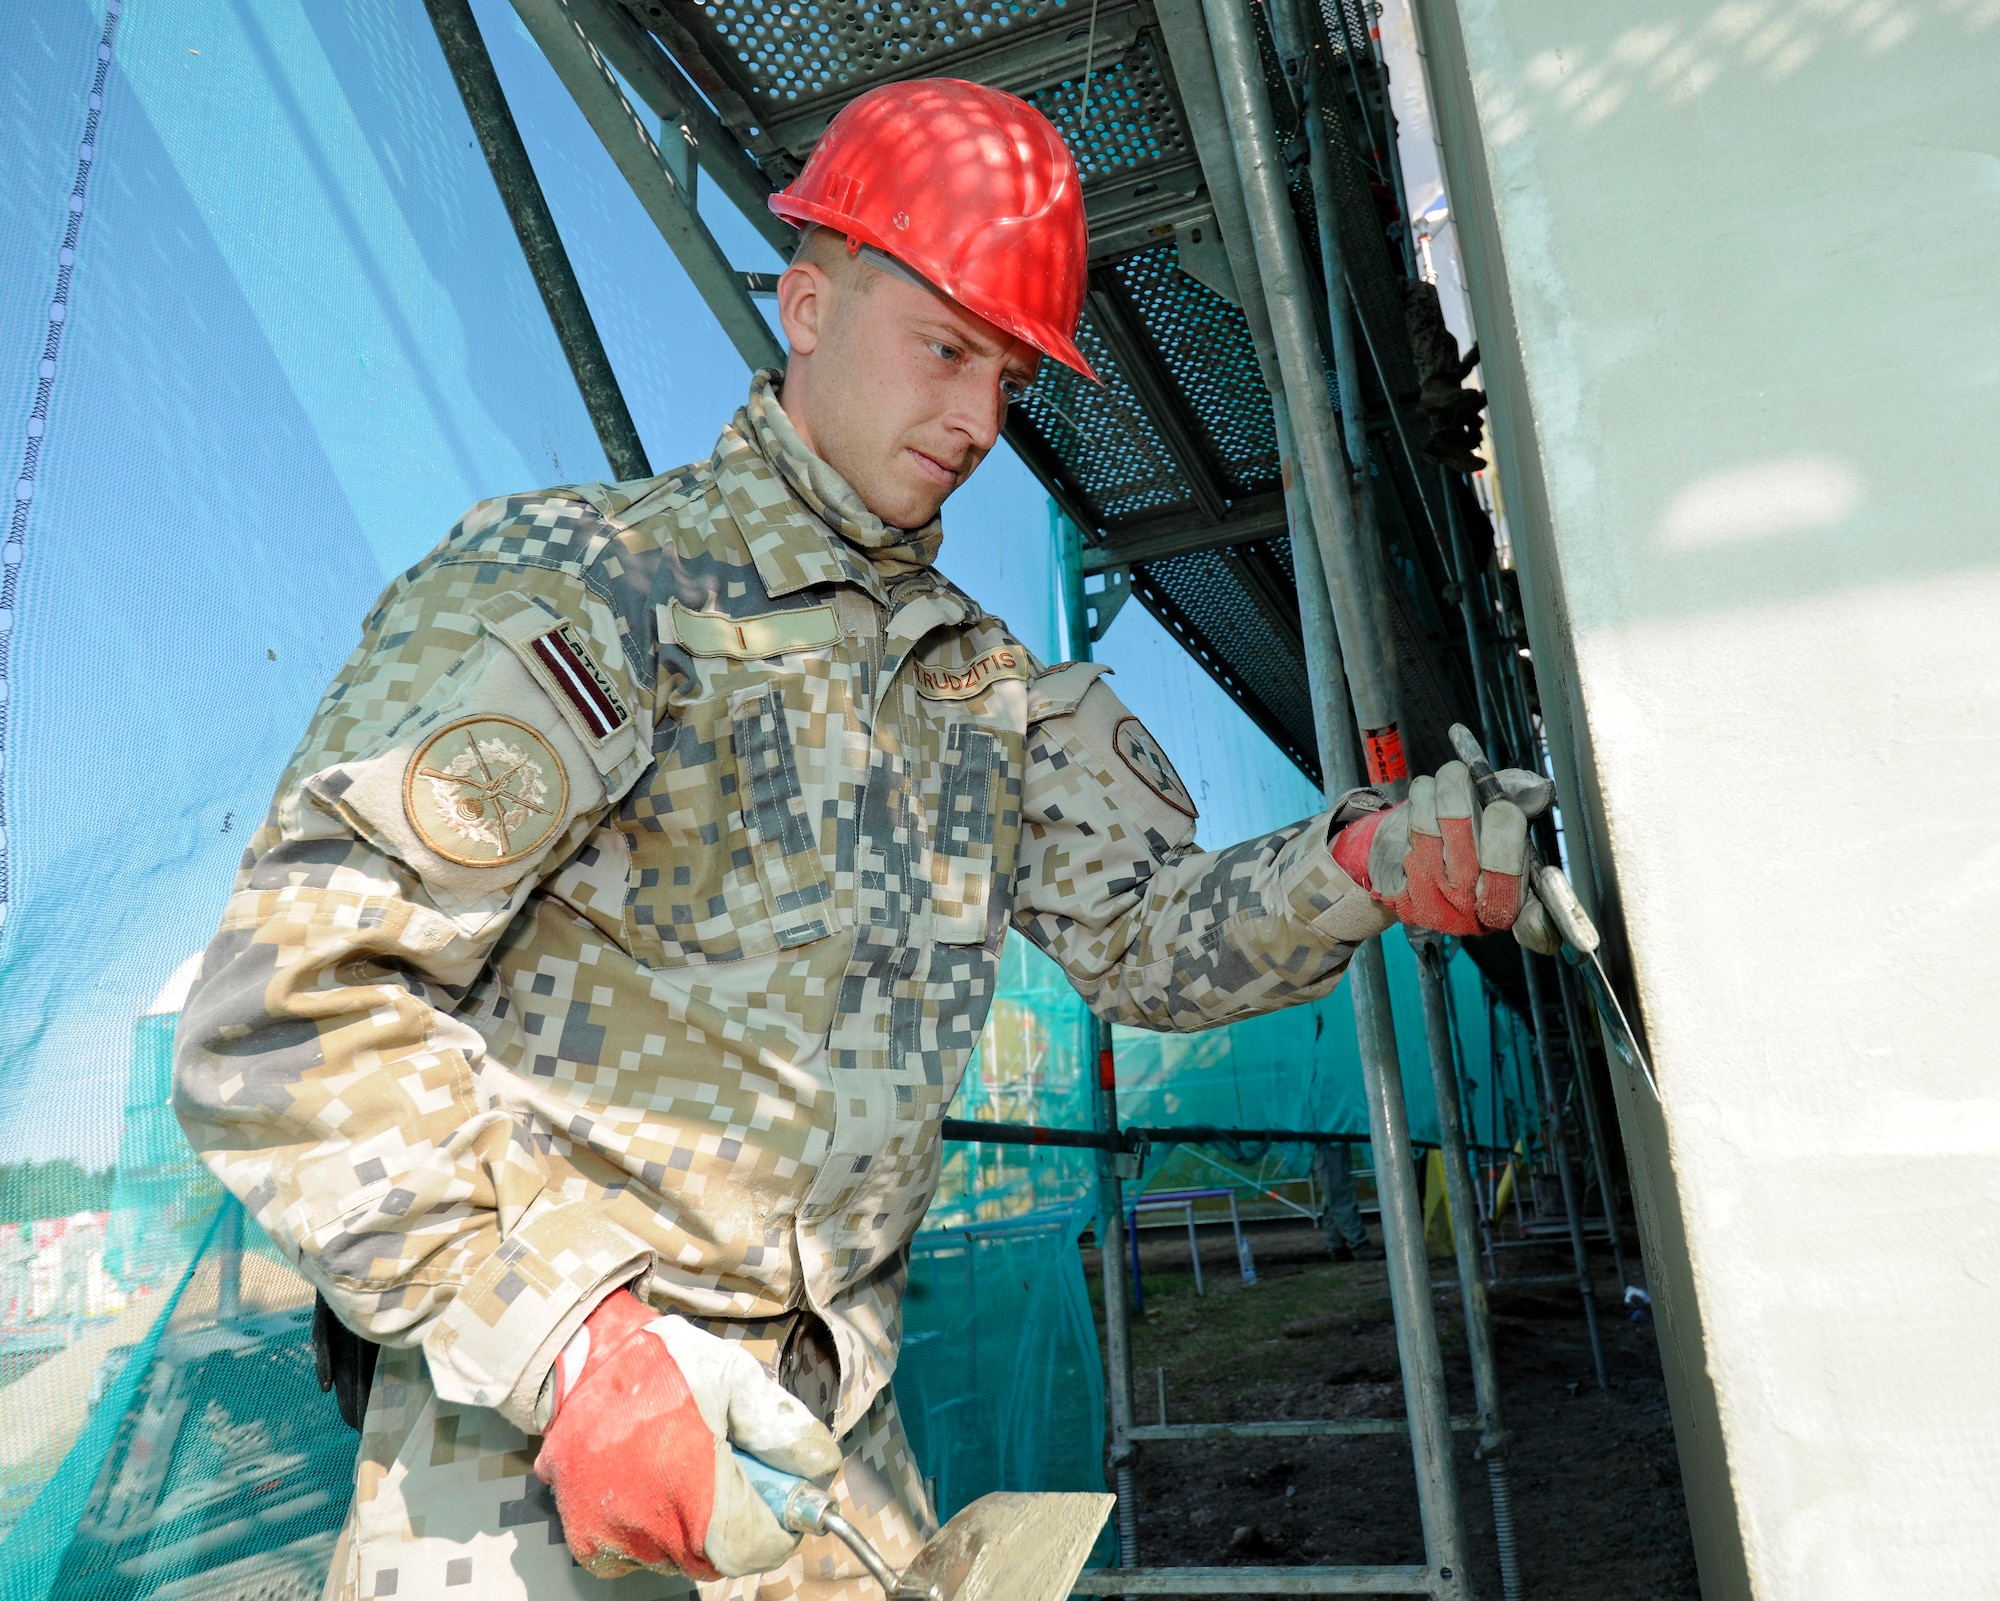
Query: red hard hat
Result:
<box><xmin>770</xmin><ymin>79</ymin><xmax>1098</xmax><ymax>382</ymax></box>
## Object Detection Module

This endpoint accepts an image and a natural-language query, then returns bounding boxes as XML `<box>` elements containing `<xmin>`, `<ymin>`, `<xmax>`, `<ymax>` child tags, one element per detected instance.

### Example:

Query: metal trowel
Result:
<box><xmin>736</xmin><ymin>1450</ymin><xmax>1113</xmax><ymax>1601</ymax></box>
<box><xmin>1447</xmin><ymin>722</ymin><xmax>1660</xmax><ymax>1100</ymax></box>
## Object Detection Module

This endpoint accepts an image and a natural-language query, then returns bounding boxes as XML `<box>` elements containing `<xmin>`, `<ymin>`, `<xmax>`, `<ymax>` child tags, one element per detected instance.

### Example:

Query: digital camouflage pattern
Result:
<box><xmin>321</xmin><ymin>1315</ymin><xmax>927</xmax><ymax>1601</ymax></box>
<box><xmin>173</xmin><ymin>372</ymin><xmax>1394</xmax><ymax>1599</ymax></box>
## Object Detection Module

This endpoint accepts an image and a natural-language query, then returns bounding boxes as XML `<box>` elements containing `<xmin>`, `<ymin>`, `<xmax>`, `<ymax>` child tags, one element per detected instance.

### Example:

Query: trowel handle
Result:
<box><xmin>1530</xmin><ymin>861</ymin><xmax>1600</xmax><ymax>956</ymax></box>
<box><xmin>734</xmin><ymin>1448</ymin><xmax>835</xmax><ymax>1536</ymax></box>
<box><xmin>1446</xmin><ymin>723</ymin><xmax>1601</xmax><ymax>956</ymax></box>
<box><xmin>734</xmin><ymin>1450</ymin><xmax>920</xmax><ymax>1600</ymax></box>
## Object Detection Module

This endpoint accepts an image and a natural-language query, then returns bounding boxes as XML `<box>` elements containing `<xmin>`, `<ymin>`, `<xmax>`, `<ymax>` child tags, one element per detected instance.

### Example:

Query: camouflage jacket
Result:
<box><xmin>173</xmin><ymin>373</ymin><xmax>1393</xmax><ymax>1438</ymax></box>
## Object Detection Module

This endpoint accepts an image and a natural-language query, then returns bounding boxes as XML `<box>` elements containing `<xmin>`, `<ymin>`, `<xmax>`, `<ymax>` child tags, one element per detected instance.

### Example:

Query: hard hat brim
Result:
<box><xmin>769</xmin><ymin>194</ymin><xmax>1101</xmax><ymax>386</ymax></box>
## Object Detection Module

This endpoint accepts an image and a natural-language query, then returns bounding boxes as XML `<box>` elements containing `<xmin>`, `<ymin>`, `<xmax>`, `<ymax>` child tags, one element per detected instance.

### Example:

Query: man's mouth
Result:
<box><xmin>907</xmin><ymin>447</ymin><xmax>961</xmax><ymax>488</ymax></box>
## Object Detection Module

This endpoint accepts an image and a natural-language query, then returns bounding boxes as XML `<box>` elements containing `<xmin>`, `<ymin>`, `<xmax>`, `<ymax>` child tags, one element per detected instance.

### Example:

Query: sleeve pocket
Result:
<box><xmin>302</xmin><ymin>640</ymin><xmax>608</xmax><ymax>914</ymax></box>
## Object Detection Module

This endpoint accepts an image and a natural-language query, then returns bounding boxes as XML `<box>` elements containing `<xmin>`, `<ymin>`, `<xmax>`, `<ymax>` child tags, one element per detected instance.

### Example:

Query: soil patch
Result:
<box><xmin>1084</xmin><ymin>1221</ymin><xmax>1699</xmax><ymax>1599</ymax></box>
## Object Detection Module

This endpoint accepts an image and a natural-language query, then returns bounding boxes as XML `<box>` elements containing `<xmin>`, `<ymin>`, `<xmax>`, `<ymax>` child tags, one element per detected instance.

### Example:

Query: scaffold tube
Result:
<box><xmin>1199</xmin><ymin>0</ymin><xmax>1475</xmax><ymax>1591</ymax></box>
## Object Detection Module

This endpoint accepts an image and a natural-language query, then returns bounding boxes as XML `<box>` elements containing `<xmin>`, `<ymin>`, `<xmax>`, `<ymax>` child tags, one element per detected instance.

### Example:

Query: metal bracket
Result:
<box><xmin>1173</xmin><ymin>215</ymin><xmax>1240</xmax><ymax>305</ymax></box>
<box><xmin>1085</xmin><ymin>567</ymin><xmax>1133</xmax><ymax>643</ymax></box>
<box><xmin>660</xmin><ymin>118</ymin><xmax>697</xmax><ymax>199</ymax></box>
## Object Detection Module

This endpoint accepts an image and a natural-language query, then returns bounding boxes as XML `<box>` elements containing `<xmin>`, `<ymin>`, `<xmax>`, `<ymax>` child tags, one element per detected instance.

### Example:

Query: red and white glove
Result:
<box><xmin>533</xmin><ymin>1290</ymin><xmax>842</xmax><ymax>1580</ymax></box>
<box><xmin>1332</xmin><ymin>760</ymin><xmax>1560</xmax><ymax>952</ymax></box>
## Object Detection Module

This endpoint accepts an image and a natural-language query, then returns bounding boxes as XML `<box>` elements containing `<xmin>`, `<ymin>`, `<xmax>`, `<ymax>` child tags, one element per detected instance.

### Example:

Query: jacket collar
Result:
<box><xmin>713</xmin><ymin>371</ymin><xmax>947</xmax><ymax>606</ymax></box>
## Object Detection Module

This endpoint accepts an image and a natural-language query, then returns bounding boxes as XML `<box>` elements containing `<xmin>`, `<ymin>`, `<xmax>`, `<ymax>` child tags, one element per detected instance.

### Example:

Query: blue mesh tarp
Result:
<box><xmin>0</xmin><ymin>0</ymin><xmax>614</xmax><ymax>1576</ymax></box>
<box><xmin>0</xmin><ymin>0</ymin><xmax>614</xmax><ymax>1177</ymax></box>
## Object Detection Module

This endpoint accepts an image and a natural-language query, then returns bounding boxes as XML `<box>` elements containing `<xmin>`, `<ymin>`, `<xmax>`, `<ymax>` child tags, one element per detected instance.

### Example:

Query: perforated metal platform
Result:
<box><xmin>598</xmin><ymin>0</ymin><xmax>1485</xmax><ymax>787</ymax></box>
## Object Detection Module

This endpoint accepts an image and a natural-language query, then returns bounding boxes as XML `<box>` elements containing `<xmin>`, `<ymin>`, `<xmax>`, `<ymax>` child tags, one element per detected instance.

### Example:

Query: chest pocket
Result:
<box><xmin>616</xmin><ymin>674</ymin><xmax>836</xmax><ymax>969</ymax></box>
<box><xmin>730</xmin><ymin>684</ymin><xmax>835</xmax><ymax>948</ymax></box>
<box><xmin>927</xmin><ymin>718</ymin><xmax>1006</xmax><ymax>945</ymax></box>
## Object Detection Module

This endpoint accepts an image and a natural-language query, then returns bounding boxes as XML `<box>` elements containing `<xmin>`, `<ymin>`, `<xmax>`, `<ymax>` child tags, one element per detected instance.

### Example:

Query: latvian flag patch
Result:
<box><xmin>531</xmin><ymin>621</ymin><xmax>629</xmax><ymax>740</ymax></box>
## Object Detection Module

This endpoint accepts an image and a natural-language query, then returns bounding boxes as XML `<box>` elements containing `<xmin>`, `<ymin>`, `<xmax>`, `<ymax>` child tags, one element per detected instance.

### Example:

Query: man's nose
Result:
<box><xmin>950</xmin><ymin>372</ymin><xmax>1007</xmax><ymax>454</ymax></box>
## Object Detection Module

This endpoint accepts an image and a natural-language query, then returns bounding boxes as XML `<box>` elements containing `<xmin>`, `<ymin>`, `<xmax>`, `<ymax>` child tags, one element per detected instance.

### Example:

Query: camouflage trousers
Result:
<box><xmin>322</xmin><ymin>1316</ymin><xmax>933</xmax><ymax>1601</ymax></box>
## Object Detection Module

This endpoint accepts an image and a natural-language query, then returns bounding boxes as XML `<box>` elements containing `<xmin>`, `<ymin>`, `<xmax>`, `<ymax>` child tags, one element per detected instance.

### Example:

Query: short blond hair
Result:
<box><xmin>790</xmin><ymin>224</ymin><xmax>878</xmax><ymax>293</ymax></box>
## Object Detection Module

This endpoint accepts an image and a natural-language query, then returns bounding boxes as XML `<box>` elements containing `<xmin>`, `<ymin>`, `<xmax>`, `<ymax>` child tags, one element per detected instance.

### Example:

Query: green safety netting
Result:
<box><xmin>1</xmin><ymin>1209</ymin><xmax>352</xmax><ymax>1601</ymax></box>
<box><xmin>0</xmin><ymin>0</ymin><xmax>1544</xmax><ymax>1591</ymax></box>
<box><xmin>899</xmin><ymin>1211</ymin><xmax>1108</xmax><ymax>1530</ymax></box>
<box><xmin>931</xmin><ymin>928</ymin><xmax>1541</xmax><ymax>1226</ymax></box>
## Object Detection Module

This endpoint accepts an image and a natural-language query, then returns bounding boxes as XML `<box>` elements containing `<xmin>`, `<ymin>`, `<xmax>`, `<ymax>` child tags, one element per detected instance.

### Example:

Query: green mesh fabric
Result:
<box><xmin>901</xmin><ymin>1208</ymin><xmax>1110</xmax><ymax>1548</ymax></box>
<box><xmin>4</xmin><ymin>1222</ymin><xmax>354</xmax><ymax>1601</ymax></box>
<box><xmin>932</xmin><ymin>929</ymin><xmax>1539</xmax><ymax>1224</ymax></box>
<box><xmin>913</xmin><ymin>930</ymin><xmax>1540</xmax><ymax>1537</ymax></box>
<box><xmin>101</xmin><ymin>1016</ymin><xmax>222</xmax><ymax>1297</ymax></box>
<box><xmin>0</xmin><ymin>1018</ymin><xmax>349</xmax><ymax>1598</ymax></box>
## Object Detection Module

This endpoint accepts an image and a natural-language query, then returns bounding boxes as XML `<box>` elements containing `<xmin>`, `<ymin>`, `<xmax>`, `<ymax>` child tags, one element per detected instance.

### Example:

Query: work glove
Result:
<box><xmin>1332</xmin><ymin>760</ymin><xmax>1561</xmax><ymax>953</ymax></box>
<box><xmin>534</xmin><ymin>1289</ymin><xmax>843</xmax><ymax>1581</ymax></box>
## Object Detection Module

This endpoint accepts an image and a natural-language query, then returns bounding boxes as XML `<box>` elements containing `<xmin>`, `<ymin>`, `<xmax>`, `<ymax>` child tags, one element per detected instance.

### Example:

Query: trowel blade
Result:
<box><xmin>898</xmin><ymin>1493</ymin><xmax>1114</xmax><ymax>1601</ymax></box>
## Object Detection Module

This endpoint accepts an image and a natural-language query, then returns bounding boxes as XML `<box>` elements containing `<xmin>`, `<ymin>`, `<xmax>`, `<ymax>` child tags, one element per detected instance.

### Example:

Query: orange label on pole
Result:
<box><xmin>1097</xmin><ymin>1047</ymin><xmax>1116</xmax><ymax>1091</ymax></box>
<box><xmin>1363</xmin><ymin>723</ymin><xmax>1408</xmax><ymax>785</ymax></box>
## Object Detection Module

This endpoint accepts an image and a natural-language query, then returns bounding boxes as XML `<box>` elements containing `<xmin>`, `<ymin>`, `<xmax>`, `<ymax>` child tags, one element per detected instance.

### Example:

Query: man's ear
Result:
<box><xmin>777</xmin><ymin>261</ymin><xmax>829</xmax><ymax>356</ymax></box>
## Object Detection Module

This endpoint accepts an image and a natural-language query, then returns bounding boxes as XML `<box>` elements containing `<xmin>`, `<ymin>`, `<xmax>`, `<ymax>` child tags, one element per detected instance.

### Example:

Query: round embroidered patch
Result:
<box><xmin>403</xmin><ymin>716</ymin><xmax>569</xmax><ymax>867</ymax></box>
<box><xmin>1113</xmin><ymin>715</ymin><xmax>1198</xmax><ymax>819</ymax></box>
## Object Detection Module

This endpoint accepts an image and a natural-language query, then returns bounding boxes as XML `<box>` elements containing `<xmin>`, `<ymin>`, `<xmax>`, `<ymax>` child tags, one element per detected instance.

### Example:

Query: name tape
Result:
<box><xmin>913</xmin><ymin>646</ymin><xmax>1028</xmax><ymax>701</ymax></box>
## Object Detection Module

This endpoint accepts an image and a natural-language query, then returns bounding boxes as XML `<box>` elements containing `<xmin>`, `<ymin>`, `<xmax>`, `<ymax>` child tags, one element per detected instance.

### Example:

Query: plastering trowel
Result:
<box><xmin>736</xmin><ymin>1450</ymin><xmax>1113</xmax><ymax>1601</ymax></box>
<box><xmin>1447</xmin><ymin>722</ymin><xmax>1661</xmax><ymax>1100</ymax></box>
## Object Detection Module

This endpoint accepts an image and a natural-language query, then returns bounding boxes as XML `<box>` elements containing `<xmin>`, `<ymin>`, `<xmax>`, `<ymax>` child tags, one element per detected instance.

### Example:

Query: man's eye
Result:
<box><xmin>928</xmin><ymin>341</ymin><xmax>963</xmax><ymax>364</ymax></box>
<box><xmin>1001</xmin><ymin>378</ymin><xmax>1032</xmax><ymax>405</ymax></box>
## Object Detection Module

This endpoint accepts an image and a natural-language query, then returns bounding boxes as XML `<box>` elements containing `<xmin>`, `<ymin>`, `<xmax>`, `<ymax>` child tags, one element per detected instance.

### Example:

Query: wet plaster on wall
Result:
<box><xmin>1410</xmin><ymin>0</ymin><xmax>2000</xmax><ymax>1594</ymax></box>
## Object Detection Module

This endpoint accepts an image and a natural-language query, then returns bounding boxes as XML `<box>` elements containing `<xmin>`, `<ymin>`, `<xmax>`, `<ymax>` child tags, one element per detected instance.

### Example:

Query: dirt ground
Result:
<box><xmin>1082</xmin><ymin>1220</ymin><xmax>1700</xmax><ymax>1600</ymax></box>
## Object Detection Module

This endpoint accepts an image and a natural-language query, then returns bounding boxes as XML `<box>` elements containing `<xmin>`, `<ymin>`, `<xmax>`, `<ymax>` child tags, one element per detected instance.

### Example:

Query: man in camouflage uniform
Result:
<box><xmin>174</xmin><ymin>79</ymin><xmax>1547</xmax><ymax>1601</ymax></box>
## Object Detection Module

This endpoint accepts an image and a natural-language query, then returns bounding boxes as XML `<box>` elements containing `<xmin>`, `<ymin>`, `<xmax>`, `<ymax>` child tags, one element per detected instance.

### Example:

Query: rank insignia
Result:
<box><xmin>1114</xmin><ymin>715</ymin><xmax>1198</xmax><ymax>818</ymax></box>
<box><xmin>667</xmin><ymin>600</ymin><xmax>841</xmax><ymax>659</ymax></box>
<box><xmin>404</xmin><ymin>715</ymin><xmax>569</xmax><ymax>867</ymax></box>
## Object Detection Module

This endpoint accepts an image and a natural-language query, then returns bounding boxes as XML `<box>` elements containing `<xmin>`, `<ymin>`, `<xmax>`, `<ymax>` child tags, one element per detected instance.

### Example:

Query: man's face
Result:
<box><xmin>776</xmin><ymin>248</ymin><xmax>1040</xmax><ymax>530</ymax></box>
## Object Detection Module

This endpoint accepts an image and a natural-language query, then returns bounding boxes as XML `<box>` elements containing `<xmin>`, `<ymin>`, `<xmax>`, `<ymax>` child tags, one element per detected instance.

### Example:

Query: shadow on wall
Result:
<box><xmin>1477</xmin><ymin>2</ymin><xmax>1995</xmax><ymax>143</ymax></box>
<box><xmin>1460</xmin><ymin>0</ymin><xmax>2000</xmax><ymax>631</ymax></box>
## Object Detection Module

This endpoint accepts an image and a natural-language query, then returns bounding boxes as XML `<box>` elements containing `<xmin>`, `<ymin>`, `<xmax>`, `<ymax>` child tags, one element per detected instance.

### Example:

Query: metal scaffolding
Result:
<box><xmin>423</xmin><ymin>0</ymin><xmax>1648</xmax><ymax>1596</ymax></box>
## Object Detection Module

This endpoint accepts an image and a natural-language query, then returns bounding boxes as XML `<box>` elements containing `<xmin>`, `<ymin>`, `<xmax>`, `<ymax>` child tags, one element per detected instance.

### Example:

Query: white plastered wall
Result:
<box><xmin>1402</xmin><ymin>2</ymin><xmax>2000</xmax><ymax>1597</ymax></box>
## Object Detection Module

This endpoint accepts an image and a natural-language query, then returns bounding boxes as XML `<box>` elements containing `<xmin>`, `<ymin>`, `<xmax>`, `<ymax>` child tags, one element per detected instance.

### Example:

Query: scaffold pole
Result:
<box><xmin>1198</xmin><ymin>0</ymin><xmax>1474</xmax><ymax>1588</ymax></box>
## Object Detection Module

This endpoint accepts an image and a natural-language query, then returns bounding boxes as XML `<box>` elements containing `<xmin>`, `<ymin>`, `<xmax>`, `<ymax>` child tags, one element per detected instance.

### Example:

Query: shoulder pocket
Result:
<box><xmin>302</xmin><ymin>638</ymin><xmax>609</xmax><ymax>913</ymax></box>
<box><xmin>1038</xmin><ymin>675</ymin><xmax>1199</xmax><ymax>855</ymax></box>
<box><xmin>472</xmin><ymin>591</ymin><xmax>646</xmax><ymax>796</ymax></box>
<box><xmin>1026</xmin><ymin>660</ymin><xmax>1113</xmax><ymax>724</ymax></box>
